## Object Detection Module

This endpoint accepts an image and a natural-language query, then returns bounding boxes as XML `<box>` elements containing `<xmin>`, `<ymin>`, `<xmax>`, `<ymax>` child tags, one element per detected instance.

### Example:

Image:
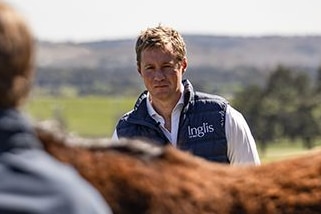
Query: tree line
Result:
<box><xmin>35</xmin><ymin>65</ymin><xmax>269</xmax><ymax>97</ymax></box>
<box><xmin>232</xmin><ymin>66</ymin><xmax>321</xmax><ymax>153</ymax></box>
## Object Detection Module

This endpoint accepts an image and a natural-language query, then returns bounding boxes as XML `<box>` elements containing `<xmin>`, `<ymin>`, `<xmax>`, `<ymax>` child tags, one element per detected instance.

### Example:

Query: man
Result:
<box><xmin>0</xmin><ymin>1</ymin><xmax>112</xmax><ymax>213</ymax></box>
<box><xmin>112</xmin><ymin>25</ymin><xmax>260</xmax><ymax>165</ymax></box>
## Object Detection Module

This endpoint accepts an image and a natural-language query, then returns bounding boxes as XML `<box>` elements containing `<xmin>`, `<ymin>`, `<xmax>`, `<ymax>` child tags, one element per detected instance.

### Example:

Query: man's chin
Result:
<box><xmin>151</xmin><ymin>92</ymin><xmax>170</xmax><ymax>100</ymax></box>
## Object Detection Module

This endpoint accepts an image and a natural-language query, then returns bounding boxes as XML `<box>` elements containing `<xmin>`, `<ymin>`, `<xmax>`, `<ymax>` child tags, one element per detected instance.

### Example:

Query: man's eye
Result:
<box><xmin>145</xmin><ymin>66</ymin><xmax>154</xmax><ymax>71</ymax></box>
<box><xmin>163</xmin><ymin>65</ymin><xmax>173</xmax><ymax>70</ymax></box>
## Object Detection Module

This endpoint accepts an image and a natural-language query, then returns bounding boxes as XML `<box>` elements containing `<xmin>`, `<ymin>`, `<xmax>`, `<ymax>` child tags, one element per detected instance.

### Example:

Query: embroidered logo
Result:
<box><xmin>188</xmin><ymin>122</ymin><xmax>214</xmax><ymax>138</ymax></box>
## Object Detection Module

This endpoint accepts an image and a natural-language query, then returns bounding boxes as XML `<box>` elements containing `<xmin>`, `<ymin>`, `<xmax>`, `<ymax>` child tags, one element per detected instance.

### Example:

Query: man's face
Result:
<box><xmin>138</xmin><ymin>44</ymin><xmax>187</xmax><ymax>103</ymax></box>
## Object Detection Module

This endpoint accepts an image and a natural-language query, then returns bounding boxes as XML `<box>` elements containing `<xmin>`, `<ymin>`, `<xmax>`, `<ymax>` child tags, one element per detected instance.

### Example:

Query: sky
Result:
<box><xmin>6</xmin><ymin>0</ymin><xmax>321</xmax><ymax>42</ymax></box>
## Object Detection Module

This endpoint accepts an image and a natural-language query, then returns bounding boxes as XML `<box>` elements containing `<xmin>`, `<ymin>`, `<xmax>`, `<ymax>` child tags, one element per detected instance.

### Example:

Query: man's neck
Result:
<box><xmin>149</xmin><ymin>92</ymin><xmax>182</xmax><ymax>131</ymax></box>
<box><xmin>150</xmin><ymin>97</ymin><xmax>178</xmax><ymax>118</ymax></box>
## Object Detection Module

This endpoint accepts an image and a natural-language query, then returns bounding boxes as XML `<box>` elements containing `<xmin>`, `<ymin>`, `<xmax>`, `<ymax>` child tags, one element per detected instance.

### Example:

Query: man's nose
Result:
<box><xmin>154</xmin><ymin>69</ymin><xmax>165</xmax><ymax>80</ymax></box>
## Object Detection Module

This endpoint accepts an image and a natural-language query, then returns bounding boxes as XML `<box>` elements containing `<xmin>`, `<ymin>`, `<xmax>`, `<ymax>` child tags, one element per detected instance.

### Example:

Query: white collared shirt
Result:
<box><xmin>146</xmin><ymin>92</ymin><xmax>184</xmax><ymax>147</ymax></box>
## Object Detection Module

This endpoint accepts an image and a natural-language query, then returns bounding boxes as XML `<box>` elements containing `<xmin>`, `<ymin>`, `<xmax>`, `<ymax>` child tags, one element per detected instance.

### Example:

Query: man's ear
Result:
<box><xmin>137</xmin><ymin>64</ymin><xmax>142</xmax><ymax>75</ymax></box>
<box><xmin>182</xmin><ymin>57</ymin><xmax>188</xmax><ymax>74</ymax></box>
<box><xmin>137</xmin><ymin>67</ymin><xmax>142</xmax><ymax>76</ymax></box>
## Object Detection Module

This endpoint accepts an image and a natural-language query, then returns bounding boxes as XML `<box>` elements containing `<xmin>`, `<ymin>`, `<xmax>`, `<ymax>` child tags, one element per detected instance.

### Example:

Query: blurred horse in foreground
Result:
<box><xmin>35</xmin><ymin>121</ymin><xmax>321</xmax><ymax>214</ymax></box>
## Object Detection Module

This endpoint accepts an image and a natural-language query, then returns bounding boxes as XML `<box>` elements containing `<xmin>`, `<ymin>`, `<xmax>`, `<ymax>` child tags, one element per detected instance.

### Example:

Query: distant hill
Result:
<box><xmin>34</xmin><ymin>35</ymin><xmax>321</xmax><ymax>96</ymax></box>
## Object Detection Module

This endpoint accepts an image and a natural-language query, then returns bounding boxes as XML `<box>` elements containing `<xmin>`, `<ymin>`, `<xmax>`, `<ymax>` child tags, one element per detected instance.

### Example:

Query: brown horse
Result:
<box><xmin>35</xmin><ymin>121</ymin><xmax>321</xmax><ymax>214</ymax></box>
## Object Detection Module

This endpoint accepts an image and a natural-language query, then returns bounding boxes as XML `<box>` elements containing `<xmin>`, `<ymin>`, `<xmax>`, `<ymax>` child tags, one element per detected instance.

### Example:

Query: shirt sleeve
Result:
<box><xmin>225</xmin><ymin>105</ymin><xmax>261</xmax><ymax>165</ymax></box>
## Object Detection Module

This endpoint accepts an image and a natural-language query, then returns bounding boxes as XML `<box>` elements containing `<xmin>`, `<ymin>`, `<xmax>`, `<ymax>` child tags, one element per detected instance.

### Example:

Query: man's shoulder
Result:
<box><xmin>0</xmin><ymin>149</ymin><xmax>110</xmax><ymax>213</ymax></box>
<box><xmin>194</xmin><ymin>91</ymin><xmax>229</xmax><ymax>104</ymax></box>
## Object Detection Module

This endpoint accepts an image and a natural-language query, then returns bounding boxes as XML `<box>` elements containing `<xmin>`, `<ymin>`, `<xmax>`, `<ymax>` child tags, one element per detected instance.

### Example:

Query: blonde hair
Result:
<box><xmin>135</xmin><ymin>24</ymin><xmax>186</xmax><ymax>68</ymax></box>
<box><xmin>0</xmin><ymin>1</ymin><xmax>34</xmax><ymax>108</ymax></box>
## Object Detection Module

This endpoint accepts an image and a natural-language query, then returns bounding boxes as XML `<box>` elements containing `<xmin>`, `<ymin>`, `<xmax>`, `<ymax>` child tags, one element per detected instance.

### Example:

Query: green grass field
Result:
<box><xmin>23</xmin><ymin>96</ymin><xmax>320</xmax><ymax>163</ymax></box>
<box><xmin>23</xmin><ymin>96</ymin><xmax>136</xmax><ymax>137</ymax></box>
<box><xmin>259</xmin><ymin>141</ymin><xmax>321</xmax><ymax>163</ymax></box>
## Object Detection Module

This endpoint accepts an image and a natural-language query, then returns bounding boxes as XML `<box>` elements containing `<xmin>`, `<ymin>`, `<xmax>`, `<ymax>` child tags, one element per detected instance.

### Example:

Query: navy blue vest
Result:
<box><xmin>116</xmin><ymin>79</ymin><xmax>229</xmax><ymax>163</ymax></box>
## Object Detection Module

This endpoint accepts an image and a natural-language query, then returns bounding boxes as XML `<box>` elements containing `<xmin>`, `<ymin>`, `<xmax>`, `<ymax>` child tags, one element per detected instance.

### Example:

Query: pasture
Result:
<box><xmin>24</xmin><ymin>96</ymin><xmax>320</xmax><ymax>163</ymax></box>
<box><xmin>24</xmin><ymin>95</ymin><xmax>136</xmax><ymax>137</ymax></box>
